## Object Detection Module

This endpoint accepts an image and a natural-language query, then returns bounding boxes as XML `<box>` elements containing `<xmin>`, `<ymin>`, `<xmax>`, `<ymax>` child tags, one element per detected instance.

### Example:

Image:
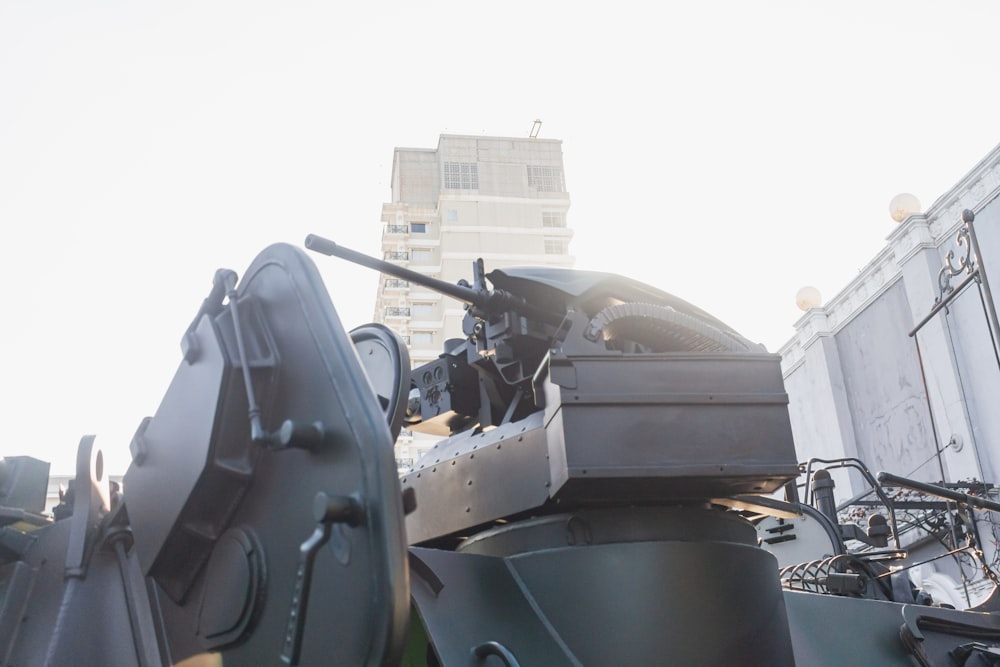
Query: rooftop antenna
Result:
<box><xmin>529</xmin><ymin>119</ymin><xmax>542</xmax><ymax>138</ymax></box>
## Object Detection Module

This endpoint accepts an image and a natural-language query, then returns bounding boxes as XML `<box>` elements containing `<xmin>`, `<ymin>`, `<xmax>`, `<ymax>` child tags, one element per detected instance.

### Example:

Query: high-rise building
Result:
<box><xmin>375</xmin><ymin>132</ymin><xmax>574</xmax><ymax>468</ymax></box>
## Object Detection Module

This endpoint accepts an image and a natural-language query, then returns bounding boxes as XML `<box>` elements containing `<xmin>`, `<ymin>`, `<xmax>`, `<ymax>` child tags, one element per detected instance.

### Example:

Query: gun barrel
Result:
<box><xmin>305</xmin><ymin>234</ymin><xmax>486</xmax><ymax>307</ymax></box>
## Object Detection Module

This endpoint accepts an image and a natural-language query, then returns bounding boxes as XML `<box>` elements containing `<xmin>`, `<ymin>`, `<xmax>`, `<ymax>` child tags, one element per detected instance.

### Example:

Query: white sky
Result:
<box><xmin>2</xmin><ymin>1</ymin><xmax>999</xmax><ymax>474</ymax></box>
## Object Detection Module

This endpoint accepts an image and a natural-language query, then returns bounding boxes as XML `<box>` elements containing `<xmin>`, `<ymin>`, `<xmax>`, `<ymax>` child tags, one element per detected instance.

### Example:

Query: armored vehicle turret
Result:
<box><xmin>0</xmin><ymin>237</ymin><xmax>997</xmax><ymax>666</ymax></box>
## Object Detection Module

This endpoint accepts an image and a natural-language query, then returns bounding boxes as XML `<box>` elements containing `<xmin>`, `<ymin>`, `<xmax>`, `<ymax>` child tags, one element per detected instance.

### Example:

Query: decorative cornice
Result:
<box><xmin>823</xmin><ymin>246</ymin><xmax>901</xmax><ymax>333</ymax></box>
<box><xmin>782</xmin><ymin>142</ymin><xmax>1000</xmax><ymax>376</ymax></box>
<box><xmin>781</xmin><ymin>259</ymin><xmax>909</xmax><ymax>377</ymax></box>
<box><xmin>924</xmin><ymin>146</ymin><xmax>1000</xmax><ymax>239</ymax></box>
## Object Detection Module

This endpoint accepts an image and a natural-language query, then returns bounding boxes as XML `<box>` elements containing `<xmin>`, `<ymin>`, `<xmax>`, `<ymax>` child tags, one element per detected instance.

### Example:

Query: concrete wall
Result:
<box><xmin>781</xmin><ymin>144</ymin><xmax>1000</xmax><ymax>499</ymax></box>
<box><xmin>835</xmin><ymin>282</ymin><xmax>936</xmax><ymax>481</ymax></box>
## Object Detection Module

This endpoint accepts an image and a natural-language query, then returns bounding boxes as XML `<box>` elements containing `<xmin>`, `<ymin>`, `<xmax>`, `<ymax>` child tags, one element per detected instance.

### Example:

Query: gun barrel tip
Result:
<box><xmin>304</xmin><ymin>234</ymin><xmax>334</xmax><ymax>252</ymax></box>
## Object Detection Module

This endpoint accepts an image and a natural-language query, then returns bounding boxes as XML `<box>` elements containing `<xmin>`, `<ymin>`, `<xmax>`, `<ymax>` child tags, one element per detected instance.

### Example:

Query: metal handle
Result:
<box><xmin>472</xmin><ymin>641</ymin><xmax>521</xmax><ymax>667</ymax></box>
<box><xmin>281</xmin><ymin>492</ymin><xmax>364</xmax><ymax>665</ymax></box>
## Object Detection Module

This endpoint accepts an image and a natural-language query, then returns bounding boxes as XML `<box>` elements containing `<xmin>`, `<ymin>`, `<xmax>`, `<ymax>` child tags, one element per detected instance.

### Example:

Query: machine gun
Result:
<box><xmin>4</xmin><ymin>237</ymin><xmax>994</xmax><ymax>666</ymax></box>
<box><xmin>307</xmin><ymin>234</ymin><xmax>798</xmax><ymax>542</ymax></box>
<box><xmin>305</xmin><ymin>233</ymin><xmax>768</xmax><ymax>436</ymax></box>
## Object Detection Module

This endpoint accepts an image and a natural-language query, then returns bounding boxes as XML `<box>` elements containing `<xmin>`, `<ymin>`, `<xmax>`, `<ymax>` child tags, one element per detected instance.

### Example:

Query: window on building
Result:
<box><xmin>410</xmin><ymin>222</ymin><xmax>427</xmax><ymax>233</ymax></box>
<box><xmin>443</xmin><ymin>162</ymin><xmax>479</xmax><ymax>190</ymax></box>
<box><xmin>411</xmin><ymin>302</ymin><xmax>435</xmax><ymax>319</ymax></box>
<box><xmin>411</xmin><ymin>248</ymin><xmax>434</xmax><ymax>263</ymax></box>
<box><xmin>411</xmin><ymin>331</ymin><xmax>434</xmax><ymax>347</ymax></box>
<box><xmin>527</xmin><ymin>165</ymin><xmax>564</xmax><ymax>193</ymax></box>
<box><xmin>542</xmin><ymin>211</ymin><xmax>566</xmax><ymax>228</ymax></box>
<box><xmin>544</xmin><ymin>238</ymin><xmax>568</xmax><ymax>255</ymax></box>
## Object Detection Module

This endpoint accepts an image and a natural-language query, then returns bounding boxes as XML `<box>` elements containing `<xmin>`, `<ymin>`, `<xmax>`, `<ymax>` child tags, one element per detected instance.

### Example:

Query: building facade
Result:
<box><xmin>375</xmin><ymin>134</ymin><xmax>574</xmax><ymax>468</ymax></box>
<box><xmin>780</xmin><ymin>143</ymin><xmax>1000</xmax><ymax>502</ymax></box>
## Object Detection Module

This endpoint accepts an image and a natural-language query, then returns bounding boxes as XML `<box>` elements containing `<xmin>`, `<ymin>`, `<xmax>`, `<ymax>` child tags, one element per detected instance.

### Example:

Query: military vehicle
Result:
<box><xmin>1</xmin><ymin>236</ymin><xmax>999</xmax><ymax>665</ymax></box>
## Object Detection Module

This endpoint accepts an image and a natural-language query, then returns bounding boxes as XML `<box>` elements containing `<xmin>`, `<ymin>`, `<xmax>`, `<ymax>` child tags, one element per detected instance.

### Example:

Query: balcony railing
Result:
<box><xmin>384</xmin><ymin>307</ymin><xmax>411</xmax><ymax>318</ymax></box>
<box><xmin>384</xmin><ymin>224</ymin><xmax>408</xmax><ymax>235</ymax></box>
<box><xmin>384</xmin><ymin>251</ymin><xmax>409</xmax><ymax>261</ymax></box>
<box><xmin>384</xmin><ymin>279</ymin><xmax>410</xmax><ymax>289</ymax></box>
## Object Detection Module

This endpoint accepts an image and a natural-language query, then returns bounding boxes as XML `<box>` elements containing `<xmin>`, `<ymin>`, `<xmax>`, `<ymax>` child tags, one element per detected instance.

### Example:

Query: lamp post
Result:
<box><xmin>951</xmin><ymin>209</ymin><xmax>1000</xmax><ymax>360</ymax></box>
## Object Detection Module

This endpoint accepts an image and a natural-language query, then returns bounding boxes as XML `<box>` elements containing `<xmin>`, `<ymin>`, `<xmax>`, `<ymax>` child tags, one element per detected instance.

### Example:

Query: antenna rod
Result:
<box><xmin>877</xmin><ymin>471</ymin><xmax>1000</xmax><ymax>514</ymax></box>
